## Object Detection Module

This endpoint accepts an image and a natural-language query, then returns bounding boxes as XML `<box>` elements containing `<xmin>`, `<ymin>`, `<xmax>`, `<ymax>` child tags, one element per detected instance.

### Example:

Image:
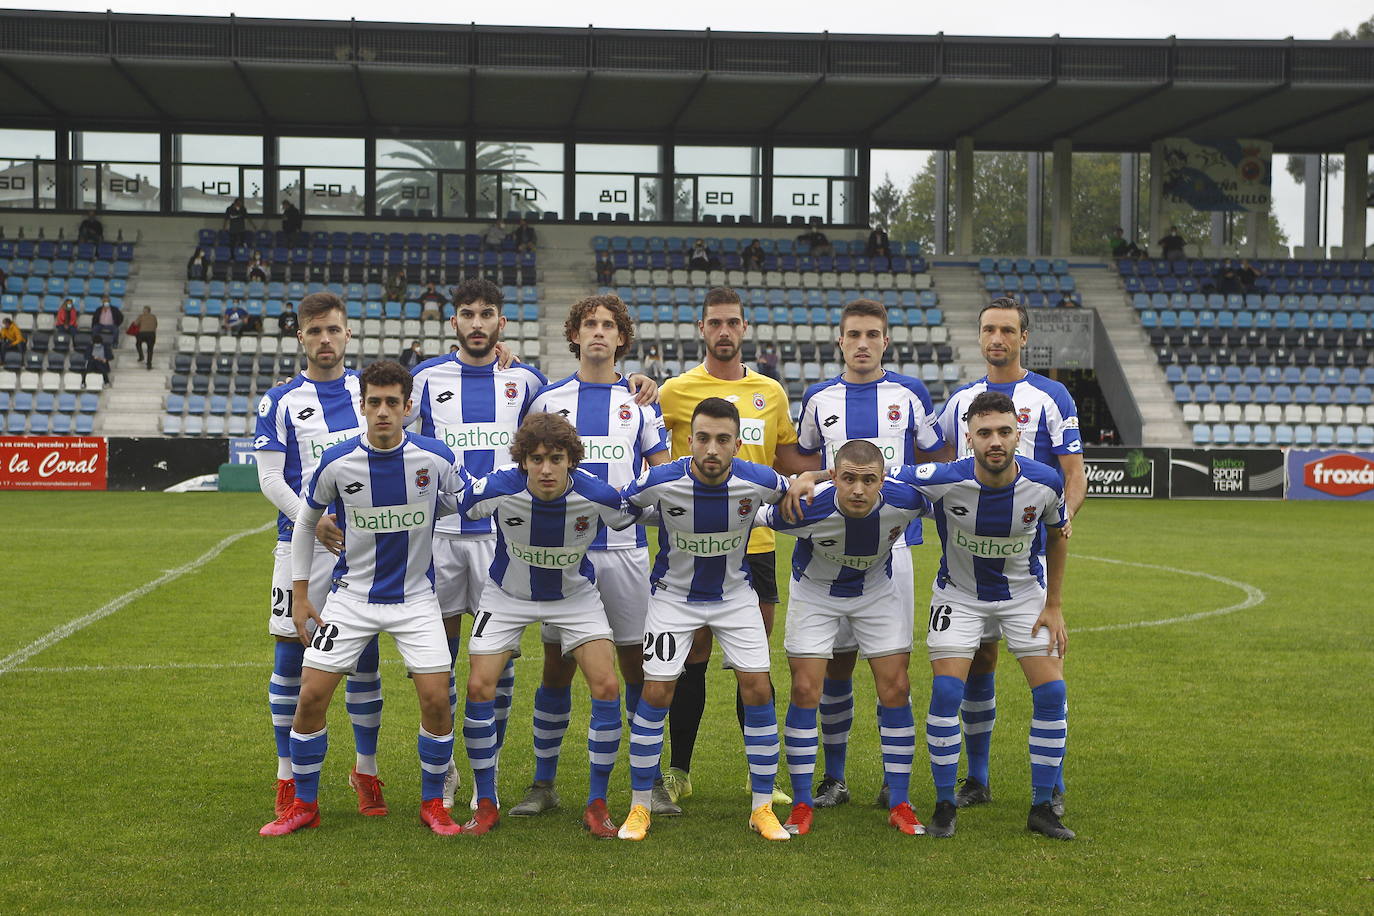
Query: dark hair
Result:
<box><xmin>298</xmin><ymin>291</ymin><xmax>347</xmax><ymax>325</ymax></box>
<box><xmin>965</xmin><ymin>390</ymin><xmax>1017</xmax><ymax>425</ymax></box>
<box><xmin>978</xmin><ymin>296</ymin><xmax>1030</xmax><ymax>334</ymax></box>
<box><xmin>834</xmin><ymin>439</ymin><xmax>884</xmax><ymax>468</ymax></box>
<box><xmin>565</xmin><ymin>294</ymin><xmax>634</xmax><ymax>360</ymax></box>
<box><xmin>452</xmin><ymin>277</ymin><xmax>503</xmax><ymax>308</ymax></box>
<box><xmin>690</xmin><ymin>396</ymin><xmax>740</xmax><ymax>434</ymax></box>
<box><xmin>359</xmin><ymin>359</ymin><xmax>413</xmax><ymax>401</ymax></box>
<box><xmin>511</xmin><ymin>412</ymin><xmax>584</xmax><ymax>468</ymax></box>
<box><xmin>701</xmin><ymin>287</ymin><xmax>744</xmax><ymax>321</ymax></box>
<box><xmin>840</xmin><ymin>298</ymin><xmax>888</xmax><ymax>332</ymax></box>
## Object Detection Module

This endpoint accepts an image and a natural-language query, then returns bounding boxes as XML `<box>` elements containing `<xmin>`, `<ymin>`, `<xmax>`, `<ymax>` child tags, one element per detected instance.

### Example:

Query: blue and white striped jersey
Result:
<box><xmin>761</xmin><ymin>479</ymin><xmax>931</xmax><ymax>598</ymax></box>
<box><xmin>623</xmin><ymin>457</ymin><xmax>788</xmax><ymax>603</ymax></box>
<box><xmin>407</xmin><ymin>354</ymin><xmax>547</xmax><ymax>538</ymax></box>
<box><xmin>254</xmin><ymin>371</ymin><xmax>363</xmax><ymax>541</ymax></box>
<box><xmin>891</xmin><ymin>458</ymin><xmax>1067</xmax><ymax>602</ymax></box>
<box><xmin>935</xmin><ymin>371</ymin><xmax>1082</xmax><ymax>470</ymax></box>
<box><xmin>304</xmin><ymin>432</ymin><xmax>462</xmax><ymax>604</ymax></box>
<box><xmin>797</xmin><ymin>370</ymin><xmax>943</xmax><ymax>547</ymax></box>
<box><xmin>460</xmin><ymin>466</ymin><xmax>637</xmax><ymax>602</ymax></box>
<box><xmin>529</xmin><ymin>374</ymin><xmax>668</xmax><ymax>551</ymax></box>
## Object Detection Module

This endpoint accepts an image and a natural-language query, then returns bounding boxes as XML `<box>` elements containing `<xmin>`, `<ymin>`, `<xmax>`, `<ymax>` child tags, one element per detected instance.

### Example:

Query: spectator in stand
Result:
<box><xmin>281</xmin><ymin>199</ymin><xmax>303</xmax><ymax>238</ymax></box>
<box><xmin>398</xmin><ymin>339</ymin><xmax>425</xmax><ymax>370</ymax></box>
<box><xmin>83</xmin><ymin>339</ymin><xmax>112</xmax><ymax>388</ymax></box>
<box><xmin>742</xmin><ymin>239</ymin><xmax>766</xmax><ymax>270</ymax></box>
<box><xmin>78</xmin><ymin>209</ymin><xmax>104</xmax><ymax>244</ymax></box>
<box><xmin>1108</xmin><ymin>227</ymin><xmax>1143</xmax><ymax>259</ymax></box>
<box><xmin>0</xmin><ymin>317</ymin><xmax>25</xmax><ymax>360</ymax></box>
<box><xmin>797</xmin><ymin>221</ymin><xmax>834</xmax><ymax>257</ymax></box>
<box><xmin>223</xmin><ymin>301</ymin><xmax>249</xmax><ymax>337</ymax></box>
<box><xmin>1160</xmin><ymin>225</ymin><xmax>1186</xmax><ymax>261</ymax></box>
<box><xmin>278</xmin><ymin>302</ymin><xmax>299</xmax><ymax>336</ymax></box>
<box><xmin>384</xmin><ymin>267</ymin><xmax>408</xmax><ymax>303</ymax></box>
<box><xmin>642</xmin><ymin>344</ymin><xmax>666</xmax><ymax>382</ymax></box>
<box><xmin>1237</xmin><ymin>259</ymin><xmax>1259</xmax><ymax>293</ymax></box>
<box><xmin>1215</xmin><ymin>260</ymin><xmax>1243</xmax><ymax>296</ymax></box>
<box><xmin>481</xmin><ymin>220</ymin><xmax>507</xmax><ymax>251</ymax></box>
<box><xmin>510</xmin><ymin>218</ymin><xmax>537</xmax><ymax>253</ymax></box>
<box><xmin>187</xmin><ymin>247</ymin><xmax>210</xmax><ymax>281</ymax></box>
<box><xmin>418</xmin><ymin>281</ymin><xmax>448</xmax><ymax>321</ymax></box>
<box><xmin>92</xmin><ymin>295</ymin><xmax>123</xmax><ymax>344</ymax></box>
<box><xmin>0</xmin><ymin>264</ymin><xmax>7</xmax><ymax>291</ymax></box>
<box><xmin>133</xmin><ymin>305</ymin><xmax>158</xmax><ymax>369</ymax></box>
<box><xmin>756</xmin><ymin>341</ymin><xmax>781</xmax><ymax>382</ymax></box>
<box><xmin>865</xmin><ymin>224</ymin><xmax>892</xmax><ymax>258</ymax></box>
<box><xmin>448</xmin><ymin>343</ymin><xmax>460</xmax><ymax>356</ymax></box>
<box><xmin>1055</xmin><ymin>291</ymin><xmax>1081</xmax><ymax>308</ymax></box>
<box><xmin>688</xmin><ymin>238</ymin><xmax>716</xmax><ymax>270</ymax></box>
<box><xmin>223</xmin><ymin>196</ymin><xmax>252</xmax><ymax>252</ymax></box>
<box><xmin>246</xmin><ymin>250</ymin><xmax>269</xmax><ymax>283</ymax></box>
<box><xmin>55</xmin><ymin>298</ymin><xmax>81</xmax><ymax>330</ymax></box>
<box><xmin>595</xmin><ymin>250</ymin><xmax>615</xmax><ymax>285</ymax></box>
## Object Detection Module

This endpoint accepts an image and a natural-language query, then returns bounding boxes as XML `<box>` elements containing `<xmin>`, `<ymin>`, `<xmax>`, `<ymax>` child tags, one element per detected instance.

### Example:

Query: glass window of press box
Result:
<box><xmin>474</xmin><ymin>141</ymin><xmax>563</xmax><ymax>222</ymax></box>
<box><xmin>377</xmin><ymin>138</ymin><xmax>465</xmax><ymax>219</ymax></box>
<box><xmin>278</xmin><ymin>137</ymin><xmax>366</xmax><ymax>217</ymax></box>
<box><xmin>574</xmin><ymin>144</ymin><xmax>664</xmax><ymax>222</ymax></box>
<box><xmin>72</xmin><ymin>131</ymin><xmax>161</xmax><ymax>213</ymax></box>
<box><xmin>0</xmin><ymin>129</ymin><xmax>55</xmax><ymax>209</ymax></box>
<box><xmin>772</xmin><ymin>147</ymin><xmax>858</xmax><ymax>226</ymax></box>
<box><xmin>674</xmin><ymin>146</ymin><xmax>761</xmax><ymax>223</ymax></box>
<box><xmin>175</xmin><ymin>134</ymin><xmax>265</xmax><ymax>215</ymax></box>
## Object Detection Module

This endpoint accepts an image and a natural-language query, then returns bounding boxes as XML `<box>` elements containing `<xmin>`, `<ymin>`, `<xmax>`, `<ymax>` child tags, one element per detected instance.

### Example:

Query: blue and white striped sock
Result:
<box><xmin>879</xmin><ymin>703</ymin><xmax>916</xmax><ymax>808</ymax></box>
<box><xmin>927</xmin><ymin>675</ymin><xmax>964</xmax><ymax>804</ymax></box>
<box><xmin>818</xmin><ymin>678</ymin><xmax>854</xmax><ymax>781</ymax></box>
<box><xmin>743</xmin><ymin>703</ymin><xmax>780</xmax><ymax>810</ymax></box>
<box><xmin>628</xmin><ymin>700</ymin><xmax>668</xmax><ymax>807</ymax></box>
<box><xmin>532</xmin><ymin>685</ymin><xmax>572</xmax><ymax>784</ymax></box>
<box><xmin>1029</xmin><ymin>681</ymin><xmax>1067</xmax><ymax>806</ymax></box>
<box><xmin>587</xmin><ymin>697</ymin><xmax>622</xmax><ymax>805</ymax></box>
<box><xmin>624</xmin><ymin>681</ymin><xmax>643</xmax><ymax>728</ymax></box>
<box><xmin>783</xmin><ymin>703</ymin><xmax>818</xmax><ymax>806</ymax></box>
<box><xmin>346</xmin><ymin>636</ymin><xmax>383</xmax><ymax>776</ymax></box>
<box><xmin>961</xmin><ymin>671</ymin><xmax>996</xmax><ymax>787</ymax></box>
<box><xmin>493</xmin><ymin>660</ymin><xmax>516</xmax><ymax>754</ymax></box>
<box><xmin>417</xmin><ymin>726</ymin><xmax>453</xmax><ymax>802</ymax></box>
<box><xmin>290</xmin><ymin>727</ymin><xmax>328</xmax><ymax>804</ymax></box>
<box><xmin>1057</xmin><ymin>699</ymin><xmax>1068</xmax><ymax>794</ymax></box>
<box><xmin>269</xmin><ymin>641</ymin><xmax>303</xmax><ymax>781</ymax></box>
<box><xmin>463</xmin><ymin>699</ymin><xmax>498</xmax><ymax>803</ymax></box>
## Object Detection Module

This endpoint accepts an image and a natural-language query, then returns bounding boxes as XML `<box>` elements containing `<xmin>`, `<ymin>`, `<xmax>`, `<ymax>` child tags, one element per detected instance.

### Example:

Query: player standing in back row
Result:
<box><xmin>934</xmin><ymin>297</ymin><xmax>1086</xmax><ymax>814</ymax></box>
<box><xmin>253</xmin><ymin>291</ymin><xmax>389</xmax><ymax>824</ymax></box>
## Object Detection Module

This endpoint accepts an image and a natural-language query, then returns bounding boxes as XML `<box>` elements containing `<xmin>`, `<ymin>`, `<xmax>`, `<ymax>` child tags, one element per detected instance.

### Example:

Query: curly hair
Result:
<box><xmin>510</xmin><ymin>412</ymin><xmax>585</xmax><ymax>468</ymax></box>
<box><xmin>564</xmin><ymin>294</ymin><xmax>634</xmax><ymax>361</ymax></box>
<box><xmin>452</xmin><ymin>277</ymin><xmax>503</xmax><ymax>308</ymax></box>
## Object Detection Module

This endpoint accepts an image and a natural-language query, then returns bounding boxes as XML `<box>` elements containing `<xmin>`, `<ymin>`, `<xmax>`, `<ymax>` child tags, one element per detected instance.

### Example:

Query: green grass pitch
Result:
<box><xmin>1</xmin><ymin>493</ymin><xmax>1371</xmax><ymax>913</ymax></box>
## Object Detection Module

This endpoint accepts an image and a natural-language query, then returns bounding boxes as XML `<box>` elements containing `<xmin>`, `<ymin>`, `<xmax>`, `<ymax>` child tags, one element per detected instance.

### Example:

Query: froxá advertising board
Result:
<box><xmin>1285</xmin><ymin>450</ymin><xmax>1374</xmax><ymax>501</ymax></box>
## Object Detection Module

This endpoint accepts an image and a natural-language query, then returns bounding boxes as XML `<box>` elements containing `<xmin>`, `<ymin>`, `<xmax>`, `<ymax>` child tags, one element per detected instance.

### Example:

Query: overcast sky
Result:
<box><xmin>13</xmin><ymin>1</ymin><xmax>1374</xmax><ymax>245</ymax></box>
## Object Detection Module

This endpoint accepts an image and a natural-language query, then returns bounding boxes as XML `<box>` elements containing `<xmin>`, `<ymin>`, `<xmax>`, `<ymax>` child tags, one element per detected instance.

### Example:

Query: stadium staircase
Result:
<box><xmin>530</xmin><ymin>240</ymin><xmax>594</xmax><ymax>381</ymax></box>
<box><xmin>1073</xmin><ymin>264</ymin><xmax>1189</xmax><ymax>446</ymax></box>
<box><xmin>926</xmin><ymin>263</ymin><xmax>986</xmax><ymax>386</ymax></box>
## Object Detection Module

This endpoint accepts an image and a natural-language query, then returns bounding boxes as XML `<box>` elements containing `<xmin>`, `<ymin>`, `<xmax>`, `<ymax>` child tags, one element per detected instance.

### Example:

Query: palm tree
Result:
<box><xmin>375</xmin><ymin>141</ymin><xmax>544</xmax><ymax>217</ymax></box>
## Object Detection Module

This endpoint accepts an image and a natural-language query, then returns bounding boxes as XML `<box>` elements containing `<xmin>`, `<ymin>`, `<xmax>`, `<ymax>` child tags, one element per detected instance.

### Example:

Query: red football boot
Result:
<box><xmin>275</xmin><ymin>778</ymin><xmax>296</xmax><ymax>818</ymax></box>
<box><xmin>348</xmin><ymin>768</ymin><xmax>389</xmax><ymax>816</ymax></box>
<box><xmin>889</xmin><ymin>801</ymin><xmax>927</xmax><ymax>836</ymax></box>
<box><xmin>784</xmin><ymin>802</ymin><xmax>814</xmax><ymax>836</ymax></box>
<box><xmin>420</xmin><ymin>798</ymin><xmax>463</xmax><ymax>836</ymax></box>
<box><xmin>462</xmin><ymin>798</ymin><xmax>500</xmax><ymax>836</ymax></box>
<box><xmin>260</xmin><ymin>799</ymin><xmax>320</xmax><ymax>836</ymax></box>
<box><xmin>582</xmin><ymin>799</ymin><xmax>618</xmax><ymax>839</ymax></box>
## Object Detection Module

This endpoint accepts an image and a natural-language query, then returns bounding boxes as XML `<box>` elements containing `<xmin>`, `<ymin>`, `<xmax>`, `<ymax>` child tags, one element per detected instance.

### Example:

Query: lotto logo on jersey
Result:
<box><xmin>582</xmin><ymin>436</ymin><xmax>631</xmax><ymax>463</ymax></box>
<box><xmin>574</xmin><ymin>515</ymin><xmax>590</xmax><ymax>532</ymax></box>
<box><xmin>504</xmin><ymin>382</ymin><xmax>519</xmax><ymax>401</ymax></box>
<box><xmin>440</xmin><ymin>423</ymin><xmax>513</xmax><ymax>452</ymax></box>
<box><xmin>1022</xmin><ymin>506</ymin><xmax>1038</xmax><ymax>525</ymax></box>
<box><xmin>752</xmin><ymin>393</ymin><xmax>766</xmax><ymax>410</ymax></box>
<box><xmin>671</xmin><ymin>530</ymin><xmax>745</xmax><ymax>557</ymax></box>
<box><xmin>415</xmin><ymin>466</ymin><xmax>431</xmax><ymax>490</ymax></box>
<box><xmin>952</xmin><ymin>529</ymin><xmax>1033</xmax><ymax>558</ymax></box>
<box><xmin>737</xmin><ymin>497</ymin><xmax>753</xmax><ymax>517</ymax></box>
<box><xmin>346</xmin><ymin>502</ymin><xmax>430</xmax><ymax>532</ymax></box>
<box><xmin>618</xmin><ymin>403</ymin><xmax>633</xmax><ymax>422</ymax></box>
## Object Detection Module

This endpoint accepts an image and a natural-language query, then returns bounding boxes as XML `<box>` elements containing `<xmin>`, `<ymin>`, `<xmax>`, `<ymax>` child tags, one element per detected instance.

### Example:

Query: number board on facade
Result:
<box><xmin>1022</xmin><ymin>309</ymin><xmax>1093</xmax><ymax>370</ymax></box>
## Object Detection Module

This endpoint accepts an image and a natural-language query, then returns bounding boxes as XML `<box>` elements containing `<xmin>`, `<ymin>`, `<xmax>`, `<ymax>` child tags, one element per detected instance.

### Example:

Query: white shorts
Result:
<box><xmin>434</xmin><ymin>535</ymin><xmax>496</xmax><ymax>618</ymax></box>
<box><xmin>539</xmin><ymin>547</ymin><xmax>650</xmax><ymax>648</ymax></box>
<box><xmin>642</xmin><ymin>590</ymin><xmax>771</xmax><ymax>681</ymax></box>
<box><xmin>269</xmin><ymin>540</ymin><xmax>339</xmax><ymax>638</ymax></box>
<box><xmin>926</xmin><ymin>587</ymin><xmax>1058</xmax><ymax>661</ymax></box>
<box><xmin>785</xmin><ymin>574</ymin><xmax>912</xmax><ymax>660</ymax></box>
<box><xmin>303</xmin><ymin>591</ymin><xmax>450</xmax><ymax>675</ymax></box>
<box><xmin>469</xmin><ymin>579</ymin><xmax>613</xmax><ymax>657</ymax></box>
<box><xmin>833</xmin><ymin>544</ymin><xmax>914</xmax><ymax>653</ymax></box>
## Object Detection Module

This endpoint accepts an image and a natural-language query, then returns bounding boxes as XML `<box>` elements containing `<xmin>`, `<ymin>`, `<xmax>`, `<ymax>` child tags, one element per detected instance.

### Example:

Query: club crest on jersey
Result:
<box><xmin>1021</xmin><ymin>506</ymin><xmax>1038</xmax><ymax>525</ymax></box>
<box><xmin>737</xmin><ymin>497</ymin><xmax>754</xmax><ymax>517</ymax></box>
<box><xmin>618</xmin><ymin>403</ymin><xmax>633</xmax><ymax>422</ymax></box>
<box><xmin>415</xmin><ymin>466</ymin><xmax>431</xmax><ymax>490</ymax></box>
<box><xmin>504</xmin><ymin>381</ymin><xmax>519</xmax><ymax>401</ymax></box>
<box><xmin>752</xmin><ymin>393</ymin><xmax>766</xmax><ymax>410</ymax></box>
<box><xmin>574</xmin><ymin>515</ymin><xmax>590</xmax><ymax>533</ymax></box>
<box><xmin>1017</xmin><ymin>406</ymin><xmax>1031</xmax><ymax>425</ymax></box>
<box><xmin>887</xmin><ymin>403</ymin><xmax>901</xmax><ymax>422</ymax></box>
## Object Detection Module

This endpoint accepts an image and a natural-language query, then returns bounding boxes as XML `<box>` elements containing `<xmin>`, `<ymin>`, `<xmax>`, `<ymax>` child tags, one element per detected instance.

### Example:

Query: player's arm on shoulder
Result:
<box><xmin>775</xmin><ymin>442</ymin><xmax>821</xmax><ymax>475</ymax></box>
<box><xmin>625</xmin><ymin>372</ymin><xmax>659</xmax><ymax>405</ymax></box>
<box><xmin>434</xmin><ymin>452</ymin><xmax>467</xmax><ymax>518</ymax></box>
<box><xmin>459</xmin><ymin>468</ymin><xmax>507</xmax><ymax>520</ymax></box>
<box><xmin>254</xmin><ymin>449</ymin><xmax>301</xmax><ymax>520</ymax></box>
<box><xmin>778</xmin><ymin>467</ymin><xmax>833</xmax><ymax>523</ymax></box>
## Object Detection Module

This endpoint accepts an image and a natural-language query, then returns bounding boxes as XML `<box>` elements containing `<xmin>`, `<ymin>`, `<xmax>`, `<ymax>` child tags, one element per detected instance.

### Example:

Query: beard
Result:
<box><xmin>460</xmin><ymin>334</ymin><xmax>497</xmax><ymax>360</ymax></box>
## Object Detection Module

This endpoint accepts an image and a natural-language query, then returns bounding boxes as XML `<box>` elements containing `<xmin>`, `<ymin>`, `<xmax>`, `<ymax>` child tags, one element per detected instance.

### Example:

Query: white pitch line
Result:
<box><xmin>0</xmin><ymin>522</ymin><xmax>275</xmax><ymax>676</ymax></box>
<box><xmin>1072</xmin><ymin>554</ymin><xmax>1266</xmax><ymax>633</ymax></box>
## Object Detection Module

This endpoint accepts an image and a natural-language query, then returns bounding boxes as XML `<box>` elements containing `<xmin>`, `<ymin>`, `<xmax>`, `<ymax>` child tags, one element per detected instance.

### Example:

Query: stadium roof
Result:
<box><xmin>2</xmin><ymin>10</ymin><xmax>1373</xmax><ymax>152</ymax></box>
